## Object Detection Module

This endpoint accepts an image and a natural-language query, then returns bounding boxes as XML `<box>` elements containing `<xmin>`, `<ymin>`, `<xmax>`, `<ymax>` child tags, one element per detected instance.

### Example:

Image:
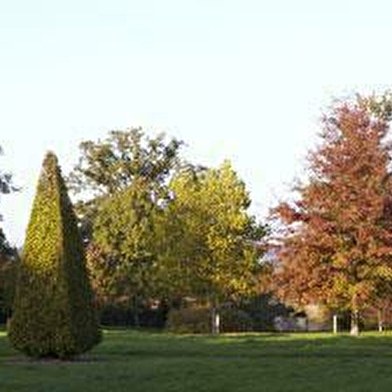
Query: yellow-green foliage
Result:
<box><xmin>8</xmin><ymin>152</ymin><xmax>101</xmax><ymax>358</ymax></box>
<box><xmin>168</xmin><ymin>161</ymin><xmax>260</xmax><ymax>301</ymax></box>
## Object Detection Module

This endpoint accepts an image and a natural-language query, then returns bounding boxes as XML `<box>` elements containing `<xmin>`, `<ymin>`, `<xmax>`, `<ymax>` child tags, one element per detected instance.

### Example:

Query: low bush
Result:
<box><xmin>220</xmin><ymin>307</ymin><xmax>253</xmax><ymax>332</ymax></box>
<box><xmin>166</xmin><ymin>307</ymin><xmax>210</xmax><ymax>334</ymax></box>
<box><xmin>166</xmin><ymin>306</ymin><xmax>253</xmax><ymax>333</ymax></box>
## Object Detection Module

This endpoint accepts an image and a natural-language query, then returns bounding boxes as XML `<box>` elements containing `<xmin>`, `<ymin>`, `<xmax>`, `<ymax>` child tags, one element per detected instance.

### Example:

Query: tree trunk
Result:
<box><xmin>350</xmin><ymin>310</ymin><xmax>360</xmax><ymax>336</ymax></box>
<box><xmin>132</xmin><ymin>296</ymin><xmax>141</xmax><ymax>328</ymax></box>
<box><xmin>134</xmin><ymin>310</ymin><xmax>140</xmax><ymax>328</ymax></box>
<box><xmin>332</xmin><ymin>314</ymin><xmax>338</xmax><ymax>334</ymax></box>
<box><xmin>378</xmin><ymin>309</ymin><xmax>384</xmax><ymax>333</ymax></box>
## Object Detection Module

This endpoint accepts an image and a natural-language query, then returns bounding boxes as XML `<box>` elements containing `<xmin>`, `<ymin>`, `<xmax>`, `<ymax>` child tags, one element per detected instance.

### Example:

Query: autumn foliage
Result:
<box><xmin>272</xmin><ymin>96</ymin><xmax>392</xmax><ymax>334</ymax></box>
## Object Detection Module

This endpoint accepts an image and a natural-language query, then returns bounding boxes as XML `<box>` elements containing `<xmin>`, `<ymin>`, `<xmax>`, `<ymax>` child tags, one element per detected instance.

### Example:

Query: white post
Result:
<box><xmin>333</xmin><ymin>314</ymin><xmax>338</xmax><ymax>334</ymax></box>
<box><xmin>214</xmin><ymin>312</ymin><xmax>220</xmax><ymax>334</ymax></box>
<box><xmin>378</xmin><ymin>309</ymin><xmax>384</xmax><ymax>333</ymax></box>
<box><xmin>211</xmin><ymin>306</ymin><xmax>221</xmax><ymax>334</ymax></box>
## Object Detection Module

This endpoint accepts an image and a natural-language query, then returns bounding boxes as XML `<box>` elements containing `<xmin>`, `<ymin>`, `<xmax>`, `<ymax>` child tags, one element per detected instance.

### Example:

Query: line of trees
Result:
<box><xmin>2</xmin><ymin>93</ymin><xmax>392</xmax><ymax>337</ymax></box>
<box><xmin>68</xmin><ymin>129</ymin><xmax>265</xmax><ymax>333</ymax></box>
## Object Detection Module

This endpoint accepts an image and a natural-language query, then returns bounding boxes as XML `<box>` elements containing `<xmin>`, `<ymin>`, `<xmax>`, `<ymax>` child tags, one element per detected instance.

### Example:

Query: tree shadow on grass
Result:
<box><xmin>3</xmin><ymin>328</ymin><xmax>392</xmax><ymax>363</ymax></box>
<box><xmin>98</xmin><ymin>330</ymin><xmax>392</xmax><ymax>360</ymax></box>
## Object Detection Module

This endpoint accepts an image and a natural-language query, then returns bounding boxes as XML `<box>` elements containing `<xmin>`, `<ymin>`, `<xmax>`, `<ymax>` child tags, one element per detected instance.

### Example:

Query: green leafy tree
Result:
<box><xmin>91</xmin><ymin>183</ymin><xmax>160</xmax><ymax>324</ymax></box>
<box><xmin>69</xmin><ymin>129</ymin><xmax>183</xmax><ymax>324</ymax></box>
<box><xmin>0</xmin><ymin>230</ymin><xmax>17</xmax><ymax>321</ymax></box>
<box><xmin>0</xmin><ymin>145</ymin><xmax>18</xmax><ymax>322</ymax></box>
<box><xmin>9</xmin><ymin>152</ymin><xmax>101</xmax><ymax>358</ymax></box>
<box><xmin>168</xmin><ymin>161</ymin><xmax>263</xmax><ymax>333</ymax></box>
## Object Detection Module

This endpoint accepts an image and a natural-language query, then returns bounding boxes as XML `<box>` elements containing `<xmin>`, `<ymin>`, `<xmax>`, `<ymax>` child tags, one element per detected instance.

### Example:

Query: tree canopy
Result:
<box><xmin>69</xmin><ymin>129</ymin><xmax>184</xmax><ymax>323</ymax></box>
<box><xmin>68</xmin><ymin>130</ymin><xmax>265</xmax><ymax>332</ymax></box>
<box><xmin>168</xmin><ymin>162</ymin><xmax>263</xmax><ymax>302</ymax></box>
<box><xmin>271</xmin><ymin>95</ymin><xmax>392</xmax><ymax>335</ymax></box>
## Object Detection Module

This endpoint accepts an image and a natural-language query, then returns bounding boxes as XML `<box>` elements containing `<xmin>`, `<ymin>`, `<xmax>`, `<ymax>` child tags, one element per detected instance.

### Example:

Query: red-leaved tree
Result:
<box><xmin>271</xmin><ymin>94</ymin><xmax>392</xmax><ymax>335</ymax></box>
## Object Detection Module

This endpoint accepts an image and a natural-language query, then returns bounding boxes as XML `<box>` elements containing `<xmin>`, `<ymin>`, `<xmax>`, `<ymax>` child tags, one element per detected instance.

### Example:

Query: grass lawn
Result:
<box><xmin>1</xmin><ymin>328</ymin><xmax>392</xmax><ymax>391</ymax></box>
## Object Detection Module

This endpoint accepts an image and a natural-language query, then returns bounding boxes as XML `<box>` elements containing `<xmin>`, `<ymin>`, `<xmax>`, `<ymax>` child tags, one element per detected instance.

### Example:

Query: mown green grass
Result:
<box><xmin>1</xmin><ymin>328</ymin><xmax>392</xmax><ymax>391</ymax></box>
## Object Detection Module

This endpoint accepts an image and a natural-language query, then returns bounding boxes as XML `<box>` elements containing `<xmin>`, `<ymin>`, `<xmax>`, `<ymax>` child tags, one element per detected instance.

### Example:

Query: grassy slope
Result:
<box><xmin>1</xmin><ymin>329</ymin><xmax>392</xmax><ymax>391</ymax></box>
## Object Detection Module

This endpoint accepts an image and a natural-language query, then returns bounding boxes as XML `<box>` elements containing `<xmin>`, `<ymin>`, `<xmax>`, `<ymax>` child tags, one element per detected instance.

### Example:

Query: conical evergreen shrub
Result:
<box><xmin>8</xmin><ymin>152</ymin><xmax>101</xmax><ymax>358</ymax></box>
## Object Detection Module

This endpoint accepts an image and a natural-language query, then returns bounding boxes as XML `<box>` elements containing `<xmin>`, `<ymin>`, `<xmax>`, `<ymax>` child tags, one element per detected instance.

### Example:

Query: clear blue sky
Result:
<box><xmin>1</xmin><ymin>0</ymin><xmax>391</xmax><ymax>245</ymax></box>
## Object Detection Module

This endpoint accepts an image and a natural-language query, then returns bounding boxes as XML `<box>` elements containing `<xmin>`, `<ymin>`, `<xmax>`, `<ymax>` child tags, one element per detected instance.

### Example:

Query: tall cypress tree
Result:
<box><xmin>8</xmin><ymin>152</ymin><xmax>101</xmax><ymax>358</ymax></box>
